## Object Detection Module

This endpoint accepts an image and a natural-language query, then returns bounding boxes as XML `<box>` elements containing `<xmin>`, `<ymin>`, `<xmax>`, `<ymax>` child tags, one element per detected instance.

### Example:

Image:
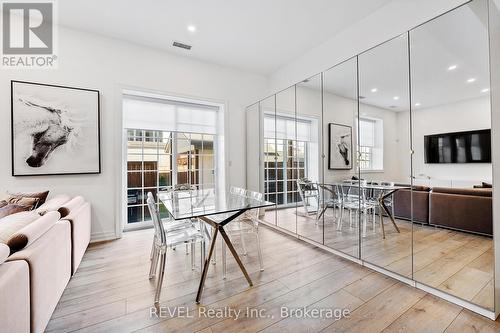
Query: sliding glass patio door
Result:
<box><xmin>123</xmin><ymin>92</ymin><xmax>223</xmax><ymax>228</ymax></box>
<box><xmin>126</xmin><ymin>130</ymin><xmax>216</xmax><ymax>224</ymax></box>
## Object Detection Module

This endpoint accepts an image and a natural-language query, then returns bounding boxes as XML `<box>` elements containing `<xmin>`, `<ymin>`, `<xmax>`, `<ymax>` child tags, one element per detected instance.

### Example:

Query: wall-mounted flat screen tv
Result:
<box><xmin>424</xmin><ymin>129</ymin><xmax>491</xmax><ymax>163</ymax></box>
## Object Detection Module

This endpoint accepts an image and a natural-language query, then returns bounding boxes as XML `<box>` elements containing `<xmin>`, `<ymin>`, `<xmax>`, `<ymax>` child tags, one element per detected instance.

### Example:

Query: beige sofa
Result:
<box><xmin>0</xmin><ymin>195</ymin><xmax>91</xmax><ymax>333</ymax></box>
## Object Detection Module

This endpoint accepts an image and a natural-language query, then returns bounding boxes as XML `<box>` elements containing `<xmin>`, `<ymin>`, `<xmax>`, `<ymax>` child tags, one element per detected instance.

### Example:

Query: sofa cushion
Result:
<box><xmin>0</xmin><ymin>211</ymin><xmax>40</xmax><ymax>244</ymax></box>
<box><xmin>432</xmin><ymin>187</ymin><xmax>492</xmax><ymax>197</ymax></box>
<box><xmin>6</xmin><ymin>211</ymin><xmax>60</xmax><ymax>253</ymax></box>
<box><xmin>0</xmin><ymin>260</ymin><xmax>30</xmax><ymax>333</ymax></box>
<box><xmin>0</xmin><ymin>204</ymin><xmax>32</xmax><ymax>219</ymax></box>
<box><xmin>0</xmin><ymin>243</ymin><xmax>9</xmax><ymax>264</ymax></box>
<box><xmin>58</xmin><ymin>196</ymin><xmax>85</xmax><ymax>218</ymax></box>
<box><xmin>36</xmin><ymin>194</ymin><xmax>72</xmax><ymax>216</ymax></box>
<box><xmin>6</xmin><ymin>190</ymin><xmax>49</xmax><ymax>208</ymax></box>
<box><xmin>7</xmin><ymin>220</ymin><xmax>71</xmax><ymax>333</ymax></box>
<box><xmin>393</xmin><ymin>188</ymin><xmax>430</xmax><ymax>223</ymax></box>
<box><xmin>430</xmin><ymin>191</ymin><xmax>492</xmax><ymax>235</ymax></box>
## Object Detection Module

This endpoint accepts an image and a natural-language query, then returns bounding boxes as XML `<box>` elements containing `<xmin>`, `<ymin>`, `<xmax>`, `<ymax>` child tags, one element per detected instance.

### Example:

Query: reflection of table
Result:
<box><xmin>322</xmin><ymin>183</ymin><xmax>410</xmax><ymax>239</ymax></box>
<box><xmin>158</xmin><ymin>189</ymin><xmax>273</xmax><ymax>303</ymax></box>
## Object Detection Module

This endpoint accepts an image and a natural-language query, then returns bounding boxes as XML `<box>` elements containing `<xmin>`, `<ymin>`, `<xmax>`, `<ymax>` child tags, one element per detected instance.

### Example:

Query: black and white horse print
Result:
<box><xmin>11</xmin><ymin>81</ymin><xmax>100</xmax><ymax>176</ymax></box>
<box><xmin>337</xmin><ymin>134</ymin><xmax>350</xmax><ymax>166</ymax></box>
<box><xmin>14</xmin><ymin>97</ymin><xmax>85</xmax><ymax>168</ymax></box>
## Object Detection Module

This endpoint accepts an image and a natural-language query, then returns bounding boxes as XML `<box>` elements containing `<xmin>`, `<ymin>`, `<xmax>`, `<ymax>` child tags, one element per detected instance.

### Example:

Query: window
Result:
<box><xmin>123</xmin><ymin>91</ymin><xmax>223</xmax><ymax>226</ymax></box>
<box><xmin>359</xmin><ymin>117</ymin><xmax>383</xmax><ymax>171</ymax></box>
<box><xmin>126</xmin><ymin>130</ymin><xmax>215</xmax><ymax>224</ymax></box>
<box><xmin>263</xmin><ymin>114</ymin><xmax>310</xmax><ymax>206</ymax></box>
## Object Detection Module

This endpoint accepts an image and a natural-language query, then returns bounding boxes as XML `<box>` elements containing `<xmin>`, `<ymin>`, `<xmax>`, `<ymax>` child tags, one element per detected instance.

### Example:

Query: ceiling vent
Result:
<box><xmin>173</xmin><ymin>41</ymin><xmax>192</xmax><ymax>50</ymax></box>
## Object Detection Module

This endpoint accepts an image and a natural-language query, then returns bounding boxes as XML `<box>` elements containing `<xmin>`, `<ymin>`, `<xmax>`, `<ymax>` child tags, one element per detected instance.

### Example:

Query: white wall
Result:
<box><xmin>0</xmin><ymin>25</ymin><xmax>268</xmax><ymax>241</ymax></box>
<box><xmin>268</xmin><ymin>0</ymin><xmax>469</xmax><ymax>93</ymax></box>
<box><xmin>396</xmin><ymin>97</ymin><xmax>492</xmax><ymax>187</ymax></box>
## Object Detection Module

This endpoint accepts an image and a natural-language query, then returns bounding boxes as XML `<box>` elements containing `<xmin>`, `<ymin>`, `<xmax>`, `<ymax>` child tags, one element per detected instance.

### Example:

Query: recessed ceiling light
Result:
<box><xmin>447</xmin><ymin>65</ymin><xmax>457</xmax><ymax>71</ymax></box>
<box><xmin>467</xmin><ymin>78</ymin><xmax>476</xmax><ymax>83</ymax></box>
<box><xmin>415</xmin><ymin>102</ymin><xmax>421</xmax><ymax>107</ymax></box>
<box><xmin>371</xmin><ymin>88</ymin><xmax>378</xmax><ymax>93</ymax></box>
<box><xmin>187</xmin><ymin>25</ymin><xmax>196</xmax><ymax>32</ymax></box>
<box><xmin>481</xmin><ymin>88</ymin><xmax>490</xmax><ymax>93</ymax></box>
<box><xmin>393</xmin><ymin>96</ymin><xmax>399</xmax><ymax>100</ymax></box>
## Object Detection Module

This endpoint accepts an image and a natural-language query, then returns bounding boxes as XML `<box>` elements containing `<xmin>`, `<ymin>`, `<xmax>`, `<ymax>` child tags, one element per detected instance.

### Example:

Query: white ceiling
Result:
<box><xmin>57</xmin><ymin>0</ymin><xmax>392</xmax><ymax>75</ymax></box>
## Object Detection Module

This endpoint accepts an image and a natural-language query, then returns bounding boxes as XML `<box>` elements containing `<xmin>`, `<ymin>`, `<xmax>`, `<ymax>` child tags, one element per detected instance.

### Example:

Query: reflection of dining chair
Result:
<box><xmin>297</xmin><ymin>178</ymin><xmax>320</xmax><ymax>216</ymax></box>
<box><xmin>316</xmin><ymin>183</ymin><xmax>343</xmax><ymax>222</ymax></box>
<box><xmin>339</xmin><ymin>180</ymin><xmax>361</xmax><ymax>230</ymax></box>
<box><xmin>338</xmin><ymin>180</ymin><xmax>378</xmax><ymax>237</ymax></box>
<box><xmin>146</xmin><ymin>192</ymin><xmax>205</xmax><ymax>308</ymax></box>
<box><xmin>368</xmin><ymin>181</ymin><xmax>395</xmax><ymax>230</ymax></box>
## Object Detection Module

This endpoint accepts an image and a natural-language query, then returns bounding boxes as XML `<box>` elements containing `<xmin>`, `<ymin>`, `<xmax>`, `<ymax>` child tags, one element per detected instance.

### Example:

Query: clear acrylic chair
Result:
<box><xmin>220</xmin><ymin>186</ymin><xmax>264</xmax><ymax>279</ymax></box>
<box><xmin>146</xmin><ymin>192</ymin><xmax>205</xmax><ymax>308</ymax></box>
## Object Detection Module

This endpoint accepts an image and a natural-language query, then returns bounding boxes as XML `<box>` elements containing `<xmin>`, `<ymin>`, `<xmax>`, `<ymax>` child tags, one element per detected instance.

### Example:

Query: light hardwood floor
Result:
<box><xmin>264</xmin><ymin>207</ymin><xmax>494</xmax><ymax>310</ymax></box>
<box><xmin>46</xmin><ymin>224</ymin><xmax>498</xmax><ymax>332</ymax></box>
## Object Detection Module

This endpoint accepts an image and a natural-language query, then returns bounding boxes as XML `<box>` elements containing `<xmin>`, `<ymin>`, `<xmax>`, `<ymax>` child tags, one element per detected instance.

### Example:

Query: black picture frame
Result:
<box><xmin>11</xmin><ymin>80</ymin><xmax>101</xmax><ymax>176</ymax></box>
<box><xmin>328</xmin><ymin>122</ymin><xmax>353</xmax><ymax>170</ymax></box>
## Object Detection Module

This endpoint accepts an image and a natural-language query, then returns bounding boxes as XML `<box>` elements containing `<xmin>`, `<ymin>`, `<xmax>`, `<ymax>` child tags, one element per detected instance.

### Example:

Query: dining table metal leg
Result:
<box><xmin>195</xmin><ymin>209</ymin><xmax>252</xmax><ymax>303</ymax></box>
<box><xmin>377</xmin><ymin>189</ymin><xmax>400</xmax><ymax>239</ymax></box>
<box><xmin>219</xmin><ymin>226</ymin><xmax>253</xmax><ymax>287</ymax></box>
<box><xmin>196</xmin><ymin>226</ymin><xmax>219</xmax><ymax>304</ymax></box>
<box><xmin>380</xmin><ymin>196</ymin><xmax>400</xmax><ymax>233</ymax></box>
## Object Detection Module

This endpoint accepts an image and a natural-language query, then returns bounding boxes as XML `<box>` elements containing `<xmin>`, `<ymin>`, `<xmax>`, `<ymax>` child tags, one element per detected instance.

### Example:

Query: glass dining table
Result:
<box><xmin>319</xmin><ymin>182</ymin><xmax>411</xmax><ymax>239</ymax></box>
<box><xmin>158</xmin><ymin>188</ymin><xmax>274</xmax><ymax>303</ymax></box>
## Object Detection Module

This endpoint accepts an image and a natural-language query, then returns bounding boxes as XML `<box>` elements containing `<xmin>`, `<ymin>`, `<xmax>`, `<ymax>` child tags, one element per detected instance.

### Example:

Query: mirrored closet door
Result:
<box><xmin>260</xmin><ymin>95</ymin><xmax>277</xmax><ymax>226</ymax></box>
<box><xmin>358</xmin><ymin>33</ymin><xmax>413</xmax><ymax>278</ymax></box>
<box><xmin>322</xmin><ymin>57</ymin><xmax>360</xmax><ymax>258</ymax></box>
<box><xmin>275</xmin><ymin>86</ymin><xmax>298</xmax><ymax>234</ymax></box>
<box><xmin>296</xmin><ymin>74</ymin><xmax>324</xmax><ymax>243</ymax></box>
<box><xmin>246</xmin><ymin>103</ymin><xmax>261</xmax><ymax>194</ymax></box>
<box><xmin>410</xmin><ymin>0</ymin><xmax>493</xmax><ymax>310</ymax></box>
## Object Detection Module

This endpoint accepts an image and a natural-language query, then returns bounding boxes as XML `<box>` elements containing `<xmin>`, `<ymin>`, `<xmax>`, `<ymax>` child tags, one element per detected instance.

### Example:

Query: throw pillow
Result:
<box><xmin>7</xmin><ymin>197</ymin><xmax>39</xmax><ymax>210</ymax></box>
<box><xmin>0</xmin><ymin>204</ymin><xmax>31</xmax><ymax>219</ymax></box>
<box><xmin>482</xmin><ymin>182</ymin><xmax>493</xmax><ymax>188</ymax></box>
<box><xmin>7</xmin><ymin>191</ymin><xmax>49</xmax><ymax>208</ymax></box>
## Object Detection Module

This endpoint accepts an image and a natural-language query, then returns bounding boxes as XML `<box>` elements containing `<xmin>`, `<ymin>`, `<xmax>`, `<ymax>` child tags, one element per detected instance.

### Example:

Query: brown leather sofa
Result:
<box><xmin>429</xmin><ymin>187</ymin><xmax>492</xmax><ymax>236</ymax></box>
<box><xmin>393</xmin><ymin>185</ymin><xmax>431</xmax><ymax>224</ymax></box>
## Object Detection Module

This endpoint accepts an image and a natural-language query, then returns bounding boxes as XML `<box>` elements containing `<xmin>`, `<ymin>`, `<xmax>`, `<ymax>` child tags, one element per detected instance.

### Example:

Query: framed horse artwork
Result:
<box><xmin>328</xmin><ymin>123</ymin><xmax>352</xmax><ymax>170</ymax></box>
<box><xmin>11</xmin><ymin>80</ymin><xmax>100</xmax><ymax>176</ymax></box>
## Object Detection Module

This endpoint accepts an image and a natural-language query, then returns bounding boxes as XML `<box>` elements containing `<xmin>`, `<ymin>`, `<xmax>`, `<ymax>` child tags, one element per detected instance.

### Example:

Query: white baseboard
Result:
<box><xmin>90</xmin><ymin>231</ymin><xmax>118</xmax><ymax>243</ymax></box>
